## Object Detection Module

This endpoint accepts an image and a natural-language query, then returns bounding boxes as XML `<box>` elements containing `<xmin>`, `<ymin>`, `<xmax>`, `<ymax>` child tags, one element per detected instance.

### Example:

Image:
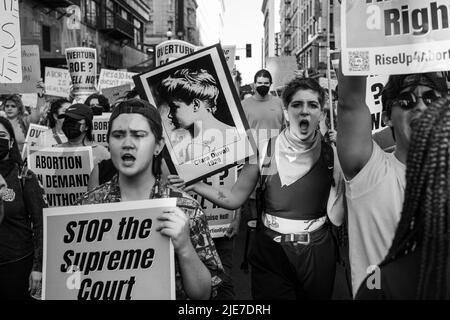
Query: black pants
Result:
<box><xmin>213</xmin><ymin>236</ymin><xmax>235</xmax><ymax>300</ymax></box>
<box><xmin>0</xmin><ymin>254</ymin><xmax>33</xmax><ymax>300</ymax></box>
<box><xmin>249</xmin><ymin>224</ymin><xmax>337</xmax><ymax>300</ymax></box>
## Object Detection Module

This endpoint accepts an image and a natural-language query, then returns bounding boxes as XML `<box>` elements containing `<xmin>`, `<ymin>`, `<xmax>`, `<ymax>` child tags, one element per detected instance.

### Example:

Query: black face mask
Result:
<box><xmin>0</xmin><ymin>138</ymin><xmax>11</xmax><ymax>160</ymax></box>
<box><xmin>62</xmin><ymin>119</ymin><xmax>83</xmax><ymax>140</ymax></box>
<box><xmin>91</xmin><ymin>106</ymin><xmax>103</xmax><ymax>116</ymax></box>
<box><xmin>256</xmin><ymin>85</ymin><xmax>270</xmax><ymax>97</ymax></box>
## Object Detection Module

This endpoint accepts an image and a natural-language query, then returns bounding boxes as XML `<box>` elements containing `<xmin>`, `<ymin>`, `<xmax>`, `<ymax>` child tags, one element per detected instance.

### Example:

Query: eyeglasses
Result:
<box><xmin>390</xmin><ymin>90</ymin><xmax>440</xmax><ymax>111</ymax></box>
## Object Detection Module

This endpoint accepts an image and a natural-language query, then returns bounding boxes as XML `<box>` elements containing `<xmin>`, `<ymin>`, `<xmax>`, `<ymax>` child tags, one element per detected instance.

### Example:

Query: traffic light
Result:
<box><xmin>246</xmin><ymin>44</ymin><xmax>252</xmax><ymax>58</ymax></box>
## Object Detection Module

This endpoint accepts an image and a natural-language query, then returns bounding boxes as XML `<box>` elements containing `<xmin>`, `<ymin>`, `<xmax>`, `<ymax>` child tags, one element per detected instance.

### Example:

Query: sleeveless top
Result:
<box><xmin>262</xmin><ymin>139</ymin><xmax>333</xmax><ymax>221</ymax></box>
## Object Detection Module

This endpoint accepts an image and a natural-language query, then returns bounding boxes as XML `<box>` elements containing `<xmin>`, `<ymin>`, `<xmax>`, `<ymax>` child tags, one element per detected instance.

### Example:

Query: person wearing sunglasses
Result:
<box><xmin>337</xmin><ymin>67</ymin><xmax>448</xmax><ymax>298</ymax></box>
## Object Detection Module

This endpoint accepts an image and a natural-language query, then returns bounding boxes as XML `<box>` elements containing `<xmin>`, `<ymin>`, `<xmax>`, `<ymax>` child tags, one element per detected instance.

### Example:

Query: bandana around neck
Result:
<box><xmin>275</xmin><ymin>129</ymin><xmax>321</xmax><ymax>187</ymax></box>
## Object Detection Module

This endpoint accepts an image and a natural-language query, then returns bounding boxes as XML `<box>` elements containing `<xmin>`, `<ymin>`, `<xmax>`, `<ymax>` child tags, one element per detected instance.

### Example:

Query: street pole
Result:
<box><xmin>326</xmin><ymin>0</ymin><xmax>334</xmax><ymax>131</ymax></box>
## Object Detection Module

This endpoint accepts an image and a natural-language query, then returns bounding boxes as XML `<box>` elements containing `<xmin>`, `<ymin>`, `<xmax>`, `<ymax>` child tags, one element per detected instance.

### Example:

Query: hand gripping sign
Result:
<box><xmin>65</xmin><ymin>47</ymin><xmax>97</xmax><ymax>97</ymax></box>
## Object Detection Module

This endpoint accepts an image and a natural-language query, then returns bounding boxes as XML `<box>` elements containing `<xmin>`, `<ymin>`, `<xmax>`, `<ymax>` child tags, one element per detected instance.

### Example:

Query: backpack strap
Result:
<box><xmin>52</xmin><ymin>128</ymin><xmax>63</xmax><ymax>145</ymax></box>
<box><xmin>255</xmin><ymin>137</ymin><xmax>275</xmax><ymax>227</ymax></box>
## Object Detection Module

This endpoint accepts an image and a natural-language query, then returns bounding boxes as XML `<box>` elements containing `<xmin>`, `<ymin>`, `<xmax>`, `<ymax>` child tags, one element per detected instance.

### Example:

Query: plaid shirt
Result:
<box><xmin>77</xmin><ymin>175</ymin><xmax>224</xmax><ymax>300</ymax></box>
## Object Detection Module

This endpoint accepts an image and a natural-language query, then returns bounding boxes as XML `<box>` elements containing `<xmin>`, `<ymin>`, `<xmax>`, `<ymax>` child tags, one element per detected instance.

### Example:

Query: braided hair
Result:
<box><xmin>380</xmin><ymin>95</ymin><xmax>450</xmax><ymax>299</ymax></box>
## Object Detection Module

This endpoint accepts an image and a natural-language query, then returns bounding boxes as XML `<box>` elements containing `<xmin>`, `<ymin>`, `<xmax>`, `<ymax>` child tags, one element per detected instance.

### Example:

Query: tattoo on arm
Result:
<box><xmin>217</xmin><ymin>191</ymin><xmax>227</xmax><ymax>201</ymax></box>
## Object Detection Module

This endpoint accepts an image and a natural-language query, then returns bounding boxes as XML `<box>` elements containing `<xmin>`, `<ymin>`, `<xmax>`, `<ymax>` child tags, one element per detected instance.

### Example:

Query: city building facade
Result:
<box><xmin>196</xmin><ymin>0</ymin><xmax>225</xmax><ymax>46</ymax></box>
<box><xmin>261</xmin><ymin>0</ymin><xmax>277</xmax><ymax>67</ymax></box>
<box><xmin>20</xmin><ymin>0</ymin><xmax>152</xmax><ymax>74</ymax></box>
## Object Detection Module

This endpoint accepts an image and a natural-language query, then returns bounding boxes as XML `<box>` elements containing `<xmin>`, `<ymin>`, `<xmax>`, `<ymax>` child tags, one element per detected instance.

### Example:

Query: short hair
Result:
<box><xmin>281</xmin><ymin>77</ymin><xmax>326</xmax><ymax>109</ymax></box>
<box><xmin>382</xmin><ymin>72</ymin><xmax>448</xmax><ymax>117</ymax></box>
<box><xmin>158</xmin><ymin>68</ymin><xmax>219</xmax><ymax>114</ymax></box>
<box><xmin>46</xmin><ymin>98</ymin><xmax>70</xmax><ymax>129</ymax></box>
<box><xmin>254</xmin><ymin>69</ymin><xmax>272</xmax><ymax>84</ymax></box>
<box><xmin>84</xmin><ymin>94</ymin><xmax>111</xmax><ymax>112</ymax></box>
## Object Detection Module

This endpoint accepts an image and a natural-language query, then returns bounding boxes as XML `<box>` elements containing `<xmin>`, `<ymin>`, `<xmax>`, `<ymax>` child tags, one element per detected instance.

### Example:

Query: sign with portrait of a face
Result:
<box><xmin>133</xmin><ymin>44</ymin><xmax>257</xmax><ymax>185</ymax></box>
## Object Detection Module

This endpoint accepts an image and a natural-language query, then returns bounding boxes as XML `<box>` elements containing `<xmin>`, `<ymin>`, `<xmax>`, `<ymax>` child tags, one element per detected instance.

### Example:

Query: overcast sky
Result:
<box><xmin>221</xmin><ymin>0</ymin><xmax>264</xmax><ymax>85</ymax></box>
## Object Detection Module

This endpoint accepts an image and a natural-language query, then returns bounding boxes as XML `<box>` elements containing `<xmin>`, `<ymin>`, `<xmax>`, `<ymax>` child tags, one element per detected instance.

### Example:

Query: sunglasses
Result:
<box><xmin>390</xmin><ymin>90</ymin><xmax>440</xmax><ymax>111</ymax></box>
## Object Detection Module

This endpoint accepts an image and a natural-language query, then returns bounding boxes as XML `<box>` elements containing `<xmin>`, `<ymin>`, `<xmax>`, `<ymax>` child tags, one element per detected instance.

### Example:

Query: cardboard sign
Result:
<box><xmin>341</xmin><ymin>0</ymin><xmax>450</xmax><ymax>75</ymax></box>
<box><xmin>0</xmin><ymin>45</ymin><xmax>40</xmax><ymax>93</ymax></box>
<box><xmin>101</xmin><ymin>84</ymin><xmax>131</xmax><ymax>105</ymax></box>
<box><xmin>21</xmin><ymin>123</ymin><xmax>49</xmax><ymax>160</ymax></box>
<box><xmin>45</xmin><ymin>67</ymin><xmax>71</xmax><ymax>98</ymax></box>
<box><xmin>65</xmin><ymin>47</ymin><xmax>97</xmax><ymax>95</ymax></box>
<box><xmin>189</xmin><ymin>167</ymin><xmax>237</xmax><ymax>238</ymax></box>
<box><xmin>98</xmin><ymin>69</ymin><xmax>137</xmax><ymax>91</ymax></box>
<box><xmin>0</xmin><ymin>0</ymin><xmax>22</xmax><ymax>83</ymax></box>
<box><xmin>366</xmin><ymin>75</ymin><xmax>389</xmax><ymax>134</ymax></box>
<box><xmin>222</xmin><ymin>45</ymin><xmax>236</xmax><ymax>72</ymax></box>
<box><xmin>155</xmin><ymin>40</ymin><xmax>196</xmax><ymax>66</ymax></box>
<box><xmin>28</xmin><ymin>147</ymin><xmax>94</xmax><ymax>207</ymax></box>
<box><xmin>42</xmin><ymin>198</ymin><xmax>176</xmax><ymax>300</ymax></box>
<box><xmin>92</xmin><ymin>113</ymin><xmax>111</xmax><ymax>147</ymax></box>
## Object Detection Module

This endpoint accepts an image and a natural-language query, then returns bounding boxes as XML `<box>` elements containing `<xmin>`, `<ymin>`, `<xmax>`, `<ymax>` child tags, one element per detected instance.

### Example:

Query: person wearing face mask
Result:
<box><xmin>84</xmin><ymin>93</ymin><xmax>111</xmax><ymax>115</ymax></box>
<box><xmin>56</xmin><ymin>103</ymin><xmax>110</xmax><ymax>167</ymax></box>
<box><xmin>0</xmin><ymin>173</ymin><xmax>6</xmax><ymax>225</ymax></box>
<box><xmin>0</xmin><ymin>117</ymin><xmax>47</xmax><ymax>300</ymax></box>
<box><xmin>240</xmin><ymin>70</ymin><xmax>286</xmax><ymax>227</ymax></box>
<box><xmin>35</xmin><ymin>98</ymin><xmax>71</xmax><ymax>148</ymax></box>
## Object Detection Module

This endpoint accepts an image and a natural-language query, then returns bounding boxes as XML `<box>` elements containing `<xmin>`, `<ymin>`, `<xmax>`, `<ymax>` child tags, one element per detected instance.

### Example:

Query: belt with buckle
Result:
<box><xmin>273</xmin><ymin>232</ymin><xmax>310</xmax><ymax>245</ymax></box>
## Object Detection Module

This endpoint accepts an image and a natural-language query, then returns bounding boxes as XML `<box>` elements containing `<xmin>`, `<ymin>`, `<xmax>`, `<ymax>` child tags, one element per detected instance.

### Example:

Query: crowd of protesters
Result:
<box><xmin>1</xmin><ymin>56</ymin><xmax>450</xmax><ymax>301</ymax></box>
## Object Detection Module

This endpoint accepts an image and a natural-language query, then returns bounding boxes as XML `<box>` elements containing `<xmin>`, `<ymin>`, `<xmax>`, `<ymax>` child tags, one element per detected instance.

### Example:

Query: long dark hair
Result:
<box><xmin>0</xmin><ymin>117</ymin><xmax>23</xmax><ymax>167</ymax></box>
<box><xmin>380</xmin><ymin>95</ymin><xmax>450</xmax><ymax>299</ymax></box>
<box><xmin>46</xmin><ymin>98</ymin><xmax>70</xmax><ymax>129</ymax></box>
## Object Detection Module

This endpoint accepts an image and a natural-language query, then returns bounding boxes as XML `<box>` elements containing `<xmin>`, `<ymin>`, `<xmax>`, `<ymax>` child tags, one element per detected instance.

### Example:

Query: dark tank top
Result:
<box><xmin>262</xmin><ymin>140</ymin><xmax>333</xmax><ymax>220</ymax></box>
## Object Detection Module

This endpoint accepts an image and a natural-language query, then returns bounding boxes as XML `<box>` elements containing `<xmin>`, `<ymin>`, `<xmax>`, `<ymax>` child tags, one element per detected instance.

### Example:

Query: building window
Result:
<box><xmin>134</xmin><ymin>19</ymin><xmax>143</xmax><ymax>50</ymax></box>
<box><xmin>42</xmin><ymin>25</ymin><xmax>51</xmax><ymax>52</ymax></box>
<box><xmin>84</xmin><ymin>0</ymin><xmax>99</xmax><ymax>27</ymax></box>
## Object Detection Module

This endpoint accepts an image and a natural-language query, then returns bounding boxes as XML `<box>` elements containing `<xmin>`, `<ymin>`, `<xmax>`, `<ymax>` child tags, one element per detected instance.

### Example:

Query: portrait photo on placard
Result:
<box><xmin>133</xmin><ymin>44</ymin><xmax>256</xmax><ymax>185</ymax></box>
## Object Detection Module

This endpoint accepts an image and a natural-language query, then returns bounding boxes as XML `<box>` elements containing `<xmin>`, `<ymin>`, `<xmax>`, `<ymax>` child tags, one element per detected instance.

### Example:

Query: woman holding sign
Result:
<box><xmin>0</xmin><ymin>117</ymin><xmax>47</xmax><ymax>300</ymax></box>
<box><xmin>170</xmin><ymin>78</ymin><xmax>345</xmax><ymax>300</ymax></box>
<box><xmin>37</xmin><ymin>98</ymin><xmax>71</xmax><ymax>147</ymax></box>
<box><xmin>77</xmin><ymin>99</ymin><xmax>223</xmax><ymax>300</ymax></box>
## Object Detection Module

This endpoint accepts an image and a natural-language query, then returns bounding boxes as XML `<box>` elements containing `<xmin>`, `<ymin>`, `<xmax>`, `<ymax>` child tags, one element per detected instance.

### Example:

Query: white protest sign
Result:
<box><xmin>28</xmin><ymin>147</ymin><xmax>94</xmax><ymax>207</ymax></box>
<box><xmin>0</xmin><ymin>45</ymin><xmax>40</xmax><ymax>93</ymax></box>
<box><xmin>366</xmin><ymin>75</ymin><xmax>389</xmax><ymax>134</ymax></box>
<box><xmin>21</xmin><ymin>93</ymin><xmax>38</xmax><ymax>109</ymax></box>
<box><xmin>0</xmin><ymin>0</ymin><xmax>22</xmax><ymax>83</ymax></box>
<box><xmin>45</xmin><ymin>67</ymin><xmax>71</xmax><ymax>98</ymax></box>
<box><xmin>92</xmin><ymin>113</ymin><xmax>111</xmax><ymax>147</ymax></box>
<box><xmin>319</xmin><ymin>77</ymin><xmax>338</xmax><ymax>91</ymax></box>
<box><xmin>155</xmin><ymin>40</ymin><xmax>196</xmax><ymax>66</ymax></box>
<box><xmin>341</xmin><ymin>0</ymin><xmax>450</xmax><ymax>75</ymax></box>
<box><xmin>21</xmin><ymin>123</ymin><xmax>49</xmax><ymax>160</ymax></box>
<box><xmin>98</xmin><ymin>69</ymin><xmax>137</xmax><ymax>91</ymax></box>
<box><xmin>65</xmin><ymin>47</ymin><xmax>97</xmax><ymax>96</ymax></box>
<box><xmin>222</xmin><ymin>45</ymin><xmax>236</xmax><ymax>72</ymax></box>
<box><xmin>43</xmin><ymin>198</ymin><xmax>176</xmax><ymax>300</ymax></box>
<box><xmin>189</xmin><ymin>167</ymin><xmax>237</xmax><ymax>238</ymax></box>
<box><xmin>101</xmin><ymin>84</ymin><xmax>131</xmax><ymax>105</ymax></box>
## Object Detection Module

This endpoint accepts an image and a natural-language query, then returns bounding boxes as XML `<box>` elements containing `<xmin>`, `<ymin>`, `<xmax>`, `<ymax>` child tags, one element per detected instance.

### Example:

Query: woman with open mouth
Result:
<box><xmin>169</xmin><ymin>77</ymin><xmax>345</xmax><ymax>300</ymax></box>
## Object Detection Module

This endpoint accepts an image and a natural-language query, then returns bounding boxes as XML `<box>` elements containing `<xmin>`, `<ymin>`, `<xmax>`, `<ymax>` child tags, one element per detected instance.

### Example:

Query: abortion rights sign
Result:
<box><xmin>92</xmin><ymin>113</ymin><xmax>111</xmax><ymax>147</ymax></box>
<box><xmin>65</xmin><ymin>47</ymin><xmax>97</xmax><ymax>96</ymax></box>
<box><xmin>366</xmin><ymin>75</ymin><xmax>389</xmax><ymax>134</ymax></box>
<box><xmin>42</xmin><ymin>198</ymin><xmax>176</xmax><ymax>300</ymax></box>
<box><xmin>45</xmin><ymin>67</ymin><xmax>71</xmax><ymax>98</ymax></box>
<box><xmin>341</xmin><ymin>0</ymin><xmax>450</xmax><ymax>75</ymax></box>
<box><xmin>155</xmin><ymin>40</ymin><xmax>196</xmax><ymax>66</ymax></box>
<box><xmin>0</xmin><ymin>0</ymin><xmax>22</xmax><ymax>83</ymax></box>
<box><xmin>98</xmin><ymin>69</ymin><xmax>136</xmax><ymax>91</ymax></box>
<box><xmin>28</xmin><ymin>147</ymin><xmax>94</xmax><ymax>207</ymax></box>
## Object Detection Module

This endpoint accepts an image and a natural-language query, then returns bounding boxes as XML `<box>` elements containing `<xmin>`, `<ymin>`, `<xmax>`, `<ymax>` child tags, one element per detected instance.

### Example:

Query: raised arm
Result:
<box><xmin>336</xmin><ymin>61</ymin><xmax>373</xmax><ymax>180</ymax></box>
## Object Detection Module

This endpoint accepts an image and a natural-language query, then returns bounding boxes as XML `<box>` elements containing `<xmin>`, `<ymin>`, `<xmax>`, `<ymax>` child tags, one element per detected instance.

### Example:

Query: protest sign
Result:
<box><xmin>366</xmin><ymin>75</ymin><xmax>389</xmax><ymax>134</ymax></box>
<box><xmin>101</xmin><ymin>84</ymin><xmax>131</xmax><ymax>105</ymax></box>
<box><xmin>92</xmin><ymin>113</ymin><xmax>111</xmax><ymax>147</ymax></box>
<box><xmin>222</xmin><ymin>45</ymin><xmax>236</xmax><ymax>72</ymax></box>
<box><xmin>42</xmin><ymin>198</ymin><xmax>176</xmax><ymax>300</ymax></box>
<box><xmin>134</xmin><ymin>44</ymin><xmax>257</xmax><ymax>185</ymax></box>
<box><xmin>21</xmin><ymin>93</ymin><xmax>38</xmax><ymax>109</ymax></box>
<box><xmin>341</xmin><ymin>0</ymin><xmax>450</xmax><ymax>75</ymax></box>
<box><xmin>0</xmin><ymin>0</ymin><xmax>22</xmax><ymax>84</ymax></box>
<box><xmin>21</xmin><ymin>123</ymin><xmax>49</xmax><ymax>160</ymax></box>
<box><xmin>98</xmin><ymin>69</ymin><xmax>137</xmax><ymax>91</ymax></box>
<box><xmin>189</xmin><ymin>167</ymin><xmax>237</xmax><ymax>238</ymax></box>
<box><xmin>65</xmin><ymin>47</ymin><xmax>97</xmax><ymax>96</ymax></box>
<box><xmin>45</xmin><ymin>67</ymin><xmax>71</xmax><ymax>98</ymax></box>
<box><xmin>28</xmin><ymin>147</ymin><xmax>94</xmax><ymax>207</ymax></box>
<box><xmin>155</xmin><ymin>40</ymin><xmax>196</xmax><ymax>66</ymax></box>
<box><xmin>0</xmin><ymin>45</ymin><xmax>40</xmax><ymax>93</ymax></box>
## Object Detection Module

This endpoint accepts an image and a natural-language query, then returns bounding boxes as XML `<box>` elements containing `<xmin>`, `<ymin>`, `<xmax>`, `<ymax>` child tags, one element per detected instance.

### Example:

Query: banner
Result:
<box><xmin>366</xmin><ymin>75</ymin><xmax>389</xmax><ymax>134</ymax></box>
<box><xmin>43</xmin><ymin>198</ymin><xmax>176</xmax><ymax>300</ymax></box>
<box><xmin>45</xmin><ymin>67</ymin><xmax>71</xmax><ymax>98</ymax></box>
<box><xmin>0</xmin><ymin>45</ymin><xmax>40</xmax><ymax>93</ymax></box>
<box><xmin>222</xmin><ymin>45</ymin><xmax>236</xmax><ymax>72</ymax></box>
<box><xmin>98</xmin><ymin>69</ymin><xmax>137</xmax><ymax>91</ymax></box>
<box><xmin>341</xmin><ymin>0</ymin><xmax>450</xmax><ymax>75</ymax></box>
<box><xmin>65</xmin><ymin>47</ymin><xmax>97</xmax><ymax>96</ymax></box>
<box><xmin>0</xmin><ymin>0</ymin><xmax>22</xmax><ymax>83</ymax></box>
<box><xmin>101</xmin><ymin>84</ymin><xmax>131</xmax><ymax>105</ymax></box>
<box><xmin>28</xmin><ymin>147</ymin><xmax>94</xmax><ymax>207</ymax></box>
<box><xmin>92</xmin><ymin>113</ymin><xmax>111</xmax><ymax>147</ymax></box>
<box><xmin>155</xmin><ymin>40</ymin><xmax>196</xmax><ymax>66</ymax></box>
<box><xmin>189</xmin><ymin>167</ymin><xmax>237</xmax><ymax>238</ymax></box>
